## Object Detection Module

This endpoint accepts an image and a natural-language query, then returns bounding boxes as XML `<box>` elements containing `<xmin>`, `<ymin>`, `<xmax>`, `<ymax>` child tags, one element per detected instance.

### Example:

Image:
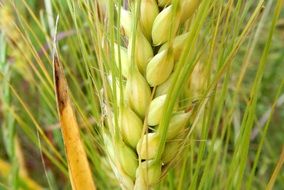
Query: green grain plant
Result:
<box><xmin>102</xmin><ymin>1</ymin><xmax>201</xmax><ymax>189</ymax></box>
<box><xmin>0</xmin><ymin>0</ymin><xmax>283</xmax><ymax>189</ymax></box>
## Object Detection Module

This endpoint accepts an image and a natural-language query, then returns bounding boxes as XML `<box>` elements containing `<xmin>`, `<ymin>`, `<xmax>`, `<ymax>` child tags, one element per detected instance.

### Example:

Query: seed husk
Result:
<box><xmin>147</xmin><ymin>95</ymin><xmax>167</xmax><ymax>126</ymax></box>
<box><xmin>140</xmin><ymin>0</ymin><xmax>159</xmax><ymax>40</ymax></box>
<box><xmin>114</xmin><ymin>44</ymin><xmax>130</xmax><ymax>78</ymax></box>
<box><xmin>166</xmin><ymin>111</ymin><xmax>191</xmax><ymax>140</ymax></box>
<box><xmin>126</xmin><ymin>68</ymin><xmax>151</xmax><ymax>118</ymax></box>
<box><xmin>117</xmin><ymin>142</ymin><xmax>138</xmax><ymax>180</ymax></box>
<box><xmin>158</xmin><ymin>32</ymin><xmax>189</xmax><ymax>61</ymax></box>
<box><xmin>137</xmin><ymin>133</ymin><xmax>160</xmax><ymax>160</ymax></box>
<box><xmin>151</xmin><ymin>5</ymin><xmax>181</xmax><ymax>46</ymax></box>
<box><xmin>155</xmin><ymin>72</ymin><xmax>174</xmax><ymax>97</ymax></box>
<box><xmin>134</xmin><ymin>160</ymin><xmax>161</xmax><ymax>188</ymax></box>
<box><xmin>104</xmin><ymin>135</ymin><xmax>135</xmax><ymax>189</ymax></box>
<box><xmin>119</xmin><ymin>172</ymin><xmax>135</xmax><ymax>190</ymax></box>
<box><xmin>128</xmin><ymin>31</ymin><xmax>153</xmax><ymax>75</ymax></box>
<box><xmin>162</xmin><ymin>140</ymin><xmax>181</xmax><ymax>164</ymax></box>
<box><xmin>146</xmin><ymin>50</ymin><xmax>174</xmax><ymax>86</ymax></box>
<box><xmin>133</xmin><ymin>173</ymin><xmax>147</xmax><ymax>190</ymax></box>
<box><xmin>119</xmin><ymin>107</ymin><xmax>143</xmax><ymax>148</ymax></box>
<box><xmin>180</xmin><ymin>0</ymin><xmax>201</xmax><ymax>22</ymax></box>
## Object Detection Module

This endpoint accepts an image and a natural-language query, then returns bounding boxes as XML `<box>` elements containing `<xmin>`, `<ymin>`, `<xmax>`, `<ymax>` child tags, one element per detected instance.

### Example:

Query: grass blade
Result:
<box><xmin>53</xmin><ymin>52</ymin><xmax>96</xmax><ymax>190</ymax></box>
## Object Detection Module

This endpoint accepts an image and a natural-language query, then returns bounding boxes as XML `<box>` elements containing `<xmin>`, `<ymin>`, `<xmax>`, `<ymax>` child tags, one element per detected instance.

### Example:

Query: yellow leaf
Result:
<box><xmin>53</xmin><ymin>55</ymin><xmax>96</xmax><ymax>190</ymax></box>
